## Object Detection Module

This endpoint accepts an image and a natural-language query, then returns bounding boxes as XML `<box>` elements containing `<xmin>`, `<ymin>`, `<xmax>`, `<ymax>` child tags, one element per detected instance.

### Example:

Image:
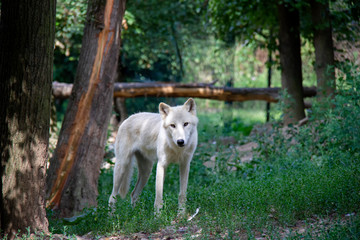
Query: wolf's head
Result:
<box><xmin>159</xmin><ymin>98</ymin><xmax>198</xmax><ymax>148</ymax></box>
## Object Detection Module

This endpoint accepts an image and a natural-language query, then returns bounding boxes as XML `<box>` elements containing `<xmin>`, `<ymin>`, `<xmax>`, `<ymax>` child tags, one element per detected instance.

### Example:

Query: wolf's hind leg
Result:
<box><xmin>131</xmin><ymin>151</ymin><xmax>153</xmax><ymax>206</ymax></box>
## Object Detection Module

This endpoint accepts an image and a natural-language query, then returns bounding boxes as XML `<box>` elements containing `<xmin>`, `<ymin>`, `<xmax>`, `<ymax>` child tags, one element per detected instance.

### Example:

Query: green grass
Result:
<box><xmin>197</xmin><ymin>100</ymin><xmax>267</xmax><ymax>143</ymax></box>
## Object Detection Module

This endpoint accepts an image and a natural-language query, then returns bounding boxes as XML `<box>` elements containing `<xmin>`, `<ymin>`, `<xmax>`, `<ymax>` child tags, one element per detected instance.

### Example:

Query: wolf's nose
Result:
<box><xmin>177</xmin><ymin>139</ymin><xmax>185</xmax><ymax>147</ymax></box>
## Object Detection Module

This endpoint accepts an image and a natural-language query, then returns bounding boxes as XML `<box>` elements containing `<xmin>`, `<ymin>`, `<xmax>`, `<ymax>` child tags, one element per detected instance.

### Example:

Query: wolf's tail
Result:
<box><xmin>117</xmin><ymin>152</ymin><xmax>134</xmax><ymax>198</ymax></box>
<box><xmin>109</xmin><ymin>144</ymin><xmax>134</xmax><ymax>205</ymax></box>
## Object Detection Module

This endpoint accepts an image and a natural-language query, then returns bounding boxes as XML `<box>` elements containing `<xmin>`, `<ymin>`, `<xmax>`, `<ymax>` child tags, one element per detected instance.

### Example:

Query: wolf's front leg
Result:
<box><xmin>154</xmin><ymin>161</ymin><xmax>166</xmax><ymax>214</ymax></box>
<box><xmin>179</xmin><ymin>160</ymin><xmax>190</xmax><ymax>215</ymax></box>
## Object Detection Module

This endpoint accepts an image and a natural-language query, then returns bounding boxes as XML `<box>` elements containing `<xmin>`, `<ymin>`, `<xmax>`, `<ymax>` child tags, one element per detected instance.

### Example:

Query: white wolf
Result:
<box><xmin>109</xmin><ymin>98</ymin><xmax>198</xmax><ymax>213</ymax></box>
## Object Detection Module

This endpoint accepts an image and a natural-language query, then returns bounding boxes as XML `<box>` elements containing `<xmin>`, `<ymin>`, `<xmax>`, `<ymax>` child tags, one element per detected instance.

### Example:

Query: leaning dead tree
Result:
<box><xmin>52</xmin><ymin>81</ymin><xmax>317</xmax><ymax>102</ymax></box>
<box><xmin>47</xmin><ymin>0</ymin><xmax>126</xmax><ymax>217</ymax></box>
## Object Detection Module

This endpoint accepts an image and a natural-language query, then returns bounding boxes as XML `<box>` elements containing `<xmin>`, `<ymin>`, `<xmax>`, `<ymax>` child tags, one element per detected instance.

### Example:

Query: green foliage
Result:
<box><xmin>52</xmin><ymin>0</ymin><xmax>286</xmax><ymax>89</ymax></box>
<box><xmin>208</xmin><ymin>0</ymin><xmax>360</xmax><ymax>45</ymax></box>
<box><xmin>121</xmin><ymin>0</ymin><xmax>205</xmax><ymax>82</ymax></box>
<box><xmin>330</xmin><ymin>0</ymin><xmax>360</xmax><ymax>41</ymax></box>
<box><xmin>255</xmin><ymin>60</ymin><xmax>360</xmax><ymax>221</ymax></box>
<box><xmin>321</xmin><ymin>60</ymin><xmax>360</xmax><ymax>157</ymax></box>
<box><xmin>182</xmin><ymin>38</ymin><xmax>235</xmax><ymax>85</ymax></box>
<box><xmin>52</xmin><ymin>0</ymin><xmax>360</xmax><ymax>89</ymax></box>
<box><xmin>54</xmin><ymin>0</ymin><xmax>87</xmax><ymax>83</ymax></box>
<box><xmin>55</xmin><ymin>0</ymin><xmax>86</xmax><ymax>55</ymax></box>
<box><xmin>208</xmin><ymin>0</ymin><xmax>277</xmax><ymax>45</ymax></box>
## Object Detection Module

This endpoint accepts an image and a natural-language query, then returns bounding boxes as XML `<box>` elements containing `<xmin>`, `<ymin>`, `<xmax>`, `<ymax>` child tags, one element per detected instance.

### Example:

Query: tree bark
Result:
<box><xmin>310</xmin><ymin>0</ymin><xmax>335</xmax><ymax>101</ymax></box>
<box><xmin>266</xmin><ymin>49</ymin><xmax>273</xmax><ymax>122</ymax></box>
<box><xmin>46</xmin><ymin>0</ymin><xmax>126</xmax><ymax>217</ymax></box>
<box><xmin>0</xmin><ymin>0</ymin><xmax>55</xmax><ymax>238</ymax></box>
<box><xmin>114</xmin><ymin>97</ymin><xmax>128</xmax><ymax>124</ymax></box>
<box><xmin>52</xmin><ymin>81</ymin><xmax>317</xmax><ymax>103</ymax></box>
<box><xmin>277</xmin><ymin>3</ymin><xmax>306</xmax><ymax>125</ymax></box>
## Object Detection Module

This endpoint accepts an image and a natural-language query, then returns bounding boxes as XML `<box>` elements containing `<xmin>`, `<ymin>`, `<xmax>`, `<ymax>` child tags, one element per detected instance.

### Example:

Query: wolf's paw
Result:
<box><xmin>154</xmin><ymin>203</ymin><xmax>164</xmax><ymax>217</ymax></box>
<box><xmin>177</xmin><ymin>206</ymin><xmax>187</xmax><ymax>218</ymax></box>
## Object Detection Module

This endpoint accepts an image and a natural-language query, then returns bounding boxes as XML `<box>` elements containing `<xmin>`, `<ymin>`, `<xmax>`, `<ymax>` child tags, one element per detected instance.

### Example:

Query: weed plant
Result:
<box><xmin>48</xmin><ymin>61</ymin><xmax>360</xmax><ymax>239</ymax></box>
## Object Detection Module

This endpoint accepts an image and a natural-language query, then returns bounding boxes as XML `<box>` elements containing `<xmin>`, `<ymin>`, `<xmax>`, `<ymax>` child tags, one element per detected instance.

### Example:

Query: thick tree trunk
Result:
<box><xmin>52</xmin><ymin>81</ymin><xmax>317</xmax><ymax>103</ymax></box>
<box><xmin>0</xmin><ymin>0</ymin><xmax>55</xmax><ymax>238</ymax></box>
<box><xmin>46</xmin><ymin>0</ymin><xmax>126</xmax><ymax>217</ymax></box>
<box><xmin>278</xmin><ymin>3</ymin><xmax>306</xmax><ymax>125</ymax></box>
<box><xmin>310</xmin><ymin>0</ymin><xmax>335</xmax><ymax>101</ymax></box>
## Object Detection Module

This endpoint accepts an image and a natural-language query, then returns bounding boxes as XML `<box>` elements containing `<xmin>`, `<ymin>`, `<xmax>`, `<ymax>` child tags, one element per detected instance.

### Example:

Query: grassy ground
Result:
<box><xmin>47</xmin><ymin>138</ymin><xmax>360</xmax><ymax>239</ymax></box>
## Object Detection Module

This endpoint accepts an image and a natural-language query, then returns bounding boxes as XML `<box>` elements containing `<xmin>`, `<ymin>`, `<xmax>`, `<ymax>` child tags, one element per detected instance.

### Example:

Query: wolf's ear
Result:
<box><xmin>159</xmin><ymin>102</ymin><xmax>171</xmax><ymax>119</ymax></box>
<box><xmin>184</xmin><ymin>98</ymin><xmax>196</xmax><ymax>115</ymax></box>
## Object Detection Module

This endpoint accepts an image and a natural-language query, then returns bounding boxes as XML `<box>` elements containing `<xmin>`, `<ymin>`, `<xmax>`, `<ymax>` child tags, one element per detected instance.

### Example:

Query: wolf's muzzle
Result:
<box><xmin>177</xmin><ymin>139</ymin><xmax>185</xmax><ymax>147</ymax></box>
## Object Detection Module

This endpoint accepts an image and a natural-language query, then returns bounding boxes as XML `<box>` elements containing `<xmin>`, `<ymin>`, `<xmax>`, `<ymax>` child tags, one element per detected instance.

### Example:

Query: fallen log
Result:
<box><xmin>52</xmin><ymin>81</ymin><xmax>73</xmax><ymax>99</ymax></box>
<box><xmin>52</xmin><ymin>81</ymin><xmax>317</xmax><ymax>102</ymax></box>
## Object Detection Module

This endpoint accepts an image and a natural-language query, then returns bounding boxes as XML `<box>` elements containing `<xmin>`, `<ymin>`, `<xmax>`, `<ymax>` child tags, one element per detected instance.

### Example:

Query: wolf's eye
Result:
<box><xmin>170</xmin><ymin>124</ymin><xmax>176</xmax><ymax>128</ymax></box>
<box><xmin>184</xmin><ymin>122</ymin><xmax>189</xmax><ymax>127</ymax></box>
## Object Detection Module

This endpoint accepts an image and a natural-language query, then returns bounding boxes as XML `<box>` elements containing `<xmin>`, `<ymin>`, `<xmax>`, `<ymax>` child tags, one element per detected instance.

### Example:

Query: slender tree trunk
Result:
<box><xmin>170</xmin><ymin>22</ymin><xmax>184</xmax><ymax>78</ymax></box>
<box><xmin>277</xmin><ymin>3</ymin><xmax>306</xmax><ymax>125</ymax></box>
<box><xmin>266</xmin><ymin>49</ymin><xmax>273</xmax><ymax>122</ymax></box>
<box><xmin>46</xmin><ymin>0</ymin><xmax>126</xmax><ymax>218</ymax></box>
<box><xmin>310</xmin><ymin>0</ymin><xmax>335</xmax><ymax>101</ymax></box>
<box><xmin>0</xmin><ymin>0</ymin><xmax>56</xmax><ymax>238</ymax></box>
<box><xmin>114</xmin><ymin>97</ymin><xmax>128</xmax><ymax>124</ymax></box>
<box><xmin>113</xmin><ymin>60</ymin><xmax>128</xmax><ymax>126</ymax></box>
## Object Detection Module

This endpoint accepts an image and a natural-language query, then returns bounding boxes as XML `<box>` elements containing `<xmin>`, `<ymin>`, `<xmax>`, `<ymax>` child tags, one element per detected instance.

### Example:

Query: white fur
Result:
<box><xmin>109</xmin><ymin>98</ymin><xmax>198</xmax><ymax>214</ymax></box>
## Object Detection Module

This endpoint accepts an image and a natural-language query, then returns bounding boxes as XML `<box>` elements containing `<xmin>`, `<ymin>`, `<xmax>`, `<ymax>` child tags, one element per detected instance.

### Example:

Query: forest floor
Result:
<box><xmin>60</xmin><ymin>210</ymin><xmax>355</xmax><ymax>239</ymax></box>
